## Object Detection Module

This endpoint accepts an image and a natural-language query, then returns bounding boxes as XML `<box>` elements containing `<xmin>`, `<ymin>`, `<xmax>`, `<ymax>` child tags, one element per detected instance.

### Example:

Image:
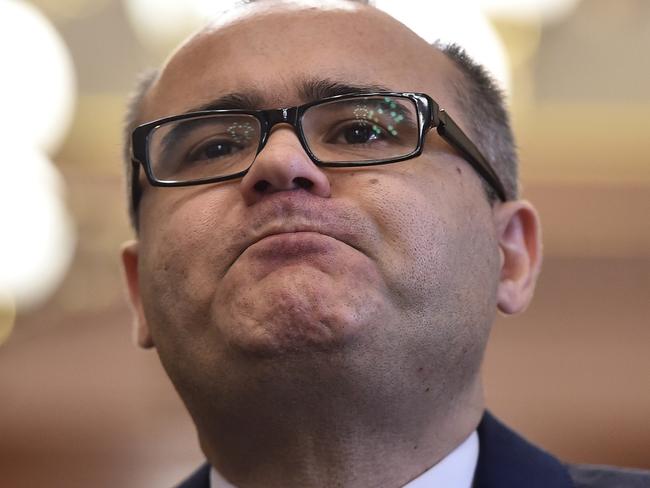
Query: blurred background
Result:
<box><xmin>0</xmin><ymin>0</ymin><xmax>648</xmax><ymax>486</ymax></box>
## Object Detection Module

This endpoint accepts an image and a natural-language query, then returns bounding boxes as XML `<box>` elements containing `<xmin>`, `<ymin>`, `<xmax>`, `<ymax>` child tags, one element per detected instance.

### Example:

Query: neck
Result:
<box><xmin>191</xmin><ymin>355</ymin><xmax>485</xmax><ymax>488</ymax></box>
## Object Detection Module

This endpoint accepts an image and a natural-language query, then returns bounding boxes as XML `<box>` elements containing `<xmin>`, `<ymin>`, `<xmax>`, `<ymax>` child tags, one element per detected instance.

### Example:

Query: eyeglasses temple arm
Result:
<box><xmin>130</xmin><ymin>159</ymin><xmax>143</xmax><ymax>227</ymax></box>
<box><xmin>435</xmin><ymin>110</ymin><xmax>507</xmax><ymax>201</ymax></box>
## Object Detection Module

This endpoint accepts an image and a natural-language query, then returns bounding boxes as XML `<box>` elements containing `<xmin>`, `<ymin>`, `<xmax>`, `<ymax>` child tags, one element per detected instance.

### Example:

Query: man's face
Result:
<box><xmin>127</xmin><ymin>2</ymin><xmax>503</xmax><ymax>417</ymax></box>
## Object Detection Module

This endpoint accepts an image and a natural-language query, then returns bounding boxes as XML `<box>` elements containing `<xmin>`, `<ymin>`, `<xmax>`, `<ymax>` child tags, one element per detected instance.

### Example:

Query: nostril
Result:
<box><xmin>253</xmin><ymin>177</ymin><xmax>313</xmax><ymax>193</ymax></box>
<box><xmin>294</xmin><ymin>177</ymin><xmax>313</xmax><ymax>190</ymax></box>
<box><xmin>254</xmin><ymin>180</ymin><xmax>270</xmax><ymax>192</ymax></box>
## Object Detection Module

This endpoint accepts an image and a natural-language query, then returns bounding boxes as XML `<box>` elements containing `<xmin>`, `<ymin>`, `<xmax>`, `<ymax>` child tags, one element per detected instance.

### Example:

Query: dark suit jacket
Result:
<box><xmin>176</xmin><ymin>411</ymin><xmax>650</xmax><ymax>487</ymax></box>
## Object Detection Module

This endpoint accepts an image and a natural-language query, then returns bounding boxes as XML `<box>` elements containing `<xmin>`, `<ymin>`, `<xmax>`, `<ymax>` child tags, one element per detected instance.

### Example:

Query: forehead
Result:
<box><xmin>142</xmin><ymin>3</ymin><xmax>462</xmax><ymax>121</ymax></box>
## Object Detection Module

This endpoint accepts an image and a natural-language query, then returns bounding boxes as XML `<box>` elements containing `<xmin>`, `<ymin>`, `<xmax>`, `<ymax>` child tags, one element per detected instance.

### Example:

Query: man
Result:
<box><xmin>120</xmin><ymin>1</ymin><xmax>650</xmax><ymax>486</ymax></box>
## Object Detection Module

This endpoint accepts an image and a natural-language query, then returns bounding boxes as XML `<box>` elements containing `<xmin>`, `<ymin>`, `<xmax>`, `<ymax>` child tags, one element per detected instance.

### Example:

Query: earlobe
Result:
<box><xmin>494</xmin><ymin>200</ymin><xmax>543</xmax><ymax>315</ymax></box>
<box><xmin>120</xmin><ymin>240</ymin><xmax>155</xmax><ymax>349</ymax></box>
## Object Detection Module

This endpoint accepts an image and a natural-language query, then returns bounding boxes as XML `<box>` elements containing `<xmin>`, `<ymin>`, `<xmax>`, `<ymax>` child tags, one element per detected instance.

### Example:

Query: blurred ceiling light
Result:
<box><xmin>27</xmin><ymin>0</ymin><xmax>111</xmax><ymax>22</ymax></box>
<box><xmin>0</xmin><ymin>145</ymin><xmax>76</xmax><ymax>310</ymax></box>
<box><xmin>479</xmin><ymin>0</ymin><xmax>582</xmax><ymax>23</ymax></box>
<box><xmin>0</xmin><ymin>0</ymin><xmax>76</xmax><ymax>156</ymax></box>
<box><xmin>374</xmin><ymin>0</ymin><xmax>511</xmax><ymax>93</ymax></box>
<box><xmin>0</xmin><ymin>1</ymin><xmax>76</xmax><ymax>313</ymax></box>
<box><xmin>123</xmin><ymin>0</ymin><xmax>236</xmax><ymax>55</ymax></box>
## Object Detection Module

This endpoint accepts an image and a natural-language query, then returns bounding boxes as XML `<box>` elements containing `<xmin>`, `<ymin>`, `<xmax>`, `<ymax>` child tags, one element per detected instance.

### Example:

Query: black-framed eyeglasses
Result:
<box><xmin>130</xmin><ymin>92</ymin><xmax>507</xmax><ymax>208</ymax></box>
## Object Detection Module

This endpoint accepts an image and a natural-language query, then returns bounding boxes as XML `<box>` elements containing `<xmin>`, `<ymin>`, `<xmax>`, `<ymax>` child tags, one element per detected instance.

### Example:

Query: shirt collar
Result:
<box><xmin>403</xmin><ymin>430</ymin><xmax>479</xmax><ymax>488</ymax></box>
<box><xmin>210</xmin><ymin>430</ymin><xmax>478</xmax><ymax>488</ymax></box>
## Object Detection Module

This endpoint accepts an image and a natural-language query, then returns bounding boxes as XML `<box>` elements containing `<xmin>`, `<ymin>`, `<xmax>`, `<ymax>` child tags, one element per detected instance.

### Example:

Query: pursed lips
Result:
<box><xmin>250</xmin><ymin>224</ymin><xmax>361</xmax><ymax>254</ymax></box>
<box><xmin>220</xmin><ymin>192</ymin><xmax>376</xmax><ymax>275</ymax></box>
<box><xmin>226</xmin><ymin>222</ymin><xmax>366</xmax><ymax>272</ymax></box>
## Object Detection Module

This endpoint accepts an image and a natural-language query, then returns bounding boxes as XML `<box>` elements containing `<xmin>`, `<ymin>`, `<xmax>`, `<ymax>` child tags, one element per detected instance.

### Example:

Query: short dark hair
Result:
<box><xmin>122</xmin><ymin>23</ymin><xmax>517</xmax><ymax>231</ymax></box>
<box><xmin>439</xmin><ymin>43</ymin><xmax>518</xmax><ymax>202</ymax></box>
<box><xmin>123</xmin><ymin>68</ymin><xmax>158</xmax><ymax>230</ymax></box>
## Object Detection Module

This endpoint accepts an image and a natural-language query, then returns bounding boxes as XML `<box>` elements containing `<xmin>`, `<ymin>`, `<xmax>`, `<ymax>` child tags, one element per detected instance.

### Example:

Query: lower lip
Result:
<box><xmin>245</xmin><ymin>232</ymin><xmax>341</xmax><ymax>261</ymax></box>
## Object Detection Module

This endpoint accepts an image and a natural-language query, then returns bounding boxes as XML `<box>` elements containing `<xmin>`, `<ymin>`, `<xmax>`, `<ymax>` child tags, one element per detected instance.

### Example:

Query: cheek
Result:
<box><xmin>353</xmin><ymin>167</ymin><xmax>501</xmax><ymax>377</ymax></box>
<box><xmin>137</xmin><ymin>190</ymin><xmax>243</xmax><ymax>340</ymax></box>
<box><xmin>353</xmin><ymin>166</ymin><xmax>500</xmax><ymax>314</ymax></box>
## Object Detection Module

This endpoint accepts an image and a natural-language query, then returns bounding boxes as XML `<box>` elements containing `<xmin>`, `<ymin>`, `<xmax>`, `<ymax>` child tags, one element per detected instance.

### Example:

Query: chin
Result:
<box><xmin>213</xmin><ymin>271</ymin><xmax>381</xmax><ymax>356</ymax></box>
<box><xmin>219</xmin><ymin>302</ymin><xmax>369</xmax><ymax>357</ymax></box>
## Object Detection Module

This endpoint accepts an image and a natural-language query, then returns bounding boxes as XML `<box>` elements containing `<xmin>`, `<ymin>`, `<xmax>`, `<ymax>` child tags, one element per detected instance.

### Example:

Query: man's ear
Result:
<box><xmin>121</xmin><ymin>240</ymin><xmax>155</xmax><ymax>348</ymax></box>
<box><xmin>493</xmin><ymin>200</ymin><xmax>543</xmax><ymax>315</ymax></box>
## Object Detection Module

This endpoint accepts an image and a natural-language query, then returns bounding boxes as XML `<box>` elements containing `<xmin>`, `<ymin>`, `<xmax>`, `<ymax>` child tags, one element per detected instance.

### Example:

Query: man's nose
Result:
<box><xmin>239</xmin><ymin>126</ymin><xmax>332</xmax><ymax>205</ymax></box>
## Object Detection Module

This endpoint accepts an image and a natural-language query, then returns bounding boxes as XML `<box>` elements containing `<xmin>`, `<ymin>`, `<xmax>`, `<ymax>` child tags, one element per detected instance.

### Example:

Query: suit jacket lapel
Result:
<box><xmin>176</xmin><ymin>462</ymin><xmax>210</xmax><ymax>488</ymax></box>
<box><xmin>473</xmin><ymin>411</ymin><xmax>574</xmax><ymax>488</ymax></box>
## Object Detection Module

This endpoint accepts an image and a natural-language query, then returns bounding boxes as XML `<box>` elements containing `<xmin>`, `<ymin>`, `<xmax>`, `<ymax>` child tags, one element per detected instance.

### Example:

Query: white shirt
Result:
<box><xmin>210</xmin><ymin>430</ymin><xmax>479</xmax><ymax>488</ymax></box>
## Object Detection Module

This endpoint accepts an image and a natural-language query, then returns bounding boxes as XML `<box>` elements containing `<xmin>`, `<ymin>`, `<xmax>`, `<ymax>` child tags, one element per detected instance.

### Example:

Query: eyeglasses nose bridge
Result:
<box><xmin>257</xmin><ymin>106</ymin><xmax>302</xmax><ymax>152</ymax></box>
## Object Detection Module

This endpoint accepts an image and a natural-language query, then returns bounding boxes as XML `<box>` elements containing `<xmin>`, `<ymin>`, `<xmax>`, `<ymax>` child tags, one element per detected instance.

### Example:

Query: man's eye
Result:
<box><xmin>333</xmin><ymin>122</ymin><xmax>386</xmax><ymax>144</ymax></box>
<box><xmin>188</xmin><ymin>140</ymin><xmax>241</xmax><ymax>161</ymax></box>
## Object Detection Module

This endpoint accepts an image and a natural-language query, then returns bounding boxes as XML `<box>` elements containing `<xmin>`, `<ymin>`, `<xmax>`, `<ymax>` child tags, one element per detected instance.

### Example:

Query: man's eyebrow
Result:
<box><xmin>183</xmin><ymin>79</ymin><xmax>393</xmax><ymax>114</ymax></box>
<box><xmin>297</xmin><ymin>78</ymin><xmax>393</xmax><ymax>102</ymax></box>
<box><xmin>186</xmin><ymin>92</ymin><xmax>266</xmax><ymax>113</ymax></box>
